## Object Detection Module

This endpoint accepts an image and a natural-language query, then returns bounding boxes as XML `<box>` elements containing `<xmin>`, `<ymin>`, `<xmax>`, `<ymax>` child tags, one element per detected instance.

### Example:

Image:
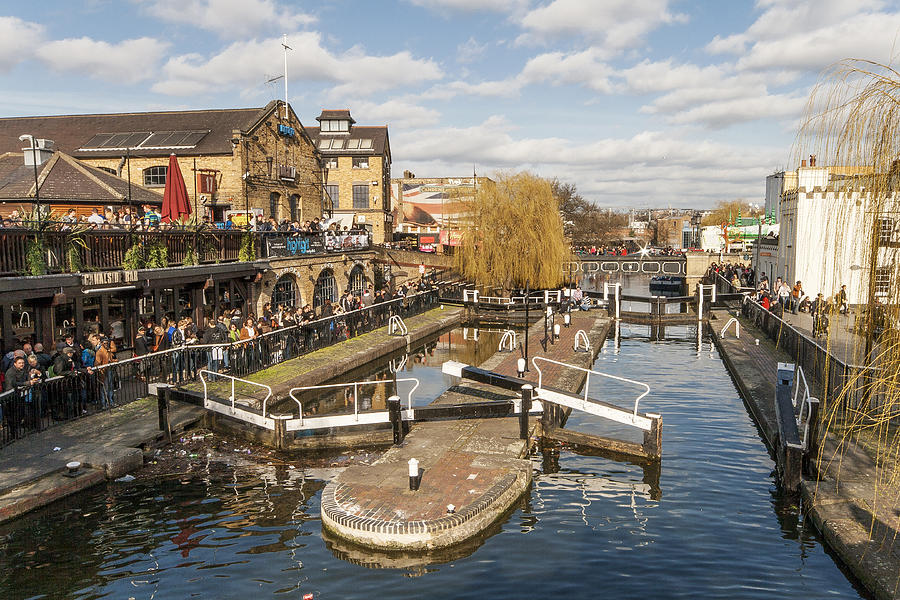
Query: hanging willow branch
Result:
<box><xmin>797</xmin><ymin>58</ymin><xmax>900</xmax><ymax>500</ymax></box>
<box><xmin>456</xmin><ymin>172</ymin><xmax>571</xmax><ymax>291</ymax></box>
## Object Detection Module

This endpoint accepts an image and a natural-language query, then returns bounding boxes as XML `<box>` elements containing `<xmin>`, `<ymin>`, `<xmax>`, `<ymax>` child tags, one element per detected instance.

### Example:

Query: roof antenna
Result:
<box><xmin>281</xmin><ymin>34</ymin><xmax>292</xmax><ymax>120</ymax></box>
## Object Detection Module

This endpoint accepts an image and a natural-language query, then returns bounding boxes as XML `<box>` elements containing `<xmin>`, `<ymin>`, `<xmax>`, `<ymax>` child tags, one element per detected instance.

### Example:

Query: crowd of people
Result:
<box><xmin>709</xmin><ymin>262</ymin><xmax>848</xmax><ymax>337</ymax></box>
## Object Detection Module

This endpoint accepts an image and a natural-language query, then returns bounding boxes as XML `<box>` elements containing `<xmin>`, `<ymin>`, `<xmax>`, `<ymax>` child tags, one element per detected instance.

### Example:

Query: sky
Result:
<box><xmin>2</xmin><ymin>0</ymin><xmax>900</xmax><ymax>209</ymax></box>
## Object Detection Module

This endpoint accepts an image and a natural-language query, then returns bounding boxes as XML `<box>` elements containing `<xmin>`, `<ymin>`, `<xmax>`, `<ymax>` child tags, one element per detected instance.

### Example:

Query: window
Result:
<box><xmin>330</xmin><ymin>139</ymin><xmax>344</xmax><ymax>150</ymax></box>
<box><xmin>326</xmin><ymin>158</ymin><xmax>338</xmax><ymax>169</ymax></box>
<box><xmin>272</xmin><ymin>274</ymin><xmax>299</xmax><ymax>309</ymax></box>
<box><xmin>349</xmin><ymin>265</ymin><xmax>366</xmax><ymax>297</ymax></box>
<box><xmin>321</xmin><ymin>120</ymin><xmax>349</xmax><ymax>133</ymax></box>
<box><xmin>289</xmin><ymin>194</ymin><xmax>299</xmax><ymax>222</ymax></box>
<box><xmin>878</xmin><ymin>218</ymin><xmax>895</xmax><ymax>245</ymax></box>
<box><xmin>325</xmin><ymin>185</ymin><xmax>338</xmax><ymax>208</ymax></box>
<box><xmin>143</xmin><ymin>166</ymin><xmax>167</xmax><ymax>187</ymax></box>
<box><xmin>319</xmin><ymin>139</ymin><xmax>330</xmax><ymax>149</ymax></box>
<box><xmin>359</xmin><ymin>139</ymin><xmax>373</xmax><ymax>149</ymax></box>
<box><xmin>352</xmin><ymin>184</ymin><xmax>369</xmax><ymax>209</ymax></box>
<box><xmin>875</xmin><ymin>266</ymin><xmax>892</xmax><ymax>296</ymax></box>
<box><xmin>314</xmin><ymin>268</ymin><xmax>337</xmax><ymax>309</ymax></box>
<box><xmin>346</xmin><ymin>139</ymin><xmax>360</xmax><ymax>150</ymax></box>
<box><xmin>269</xmin><ymin>192</ymin><xmax>280</xmax><ymax>219</ymax></box>
<box><xmin>352</xmin><ymin>157</ymin><xmax>369</xmax><ymax>169</ymax></box>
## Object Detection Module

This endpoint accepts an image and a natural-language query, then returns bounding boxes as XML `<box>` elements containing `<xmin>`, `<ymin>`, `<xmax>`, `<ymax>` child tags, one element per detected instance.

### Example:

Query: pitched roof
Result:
<box><xmin>0</xmin><ymin>152</ymin><xmax>163</xmax><ymax>205</ymax></box>
<box><xmin>0</xmin><ymin>103</ymin><xmax>277</xmax><ymax>159</ymax></box>
<box><xmin>316</xmin><ymin>109</ymin><xmax>355</xmax><ymax>124</ymax></box>
<box><xmin>305</xmin><ymin>125</ymin><xmax>390</xmax><ymax>157</ymax></box>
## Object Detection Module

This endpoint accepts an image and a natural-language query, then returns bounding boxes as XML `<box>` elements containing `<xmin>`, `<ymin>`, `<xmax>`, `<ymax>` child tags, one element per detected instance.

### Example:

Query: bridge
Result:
<box><xmin>566</xmin><ymin>254</ymin><xmax>686</xmax><ymax>276</ymax></box>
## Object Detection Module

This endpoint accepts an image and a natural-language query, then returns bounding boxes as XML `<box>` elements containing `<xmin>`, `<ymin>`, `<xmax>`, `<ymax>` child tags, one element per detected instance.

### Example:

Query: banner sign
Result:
<box><xmin>325</xmin><ymin>233</ymin><xmax>370</xmax><ymax>252</ymax></box>
<box><xmin>439</xmin><ymin>230</ymin><xmax>462</xmax><ymax>247</ymax></box>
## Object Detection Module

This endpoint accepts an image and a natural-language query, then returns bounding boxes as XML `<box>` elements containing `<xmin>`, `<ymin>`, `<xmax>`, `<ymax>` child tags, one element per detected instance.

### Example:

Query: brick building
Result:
<box><xmin>305</xmin><ymin>110</ymin><xmax>392</xmax><ymax>243</ymax></box>
<box><xmin>0</xmin><ymin>101</ymin><xmax>325</xmax><ymax>224</ymax></box>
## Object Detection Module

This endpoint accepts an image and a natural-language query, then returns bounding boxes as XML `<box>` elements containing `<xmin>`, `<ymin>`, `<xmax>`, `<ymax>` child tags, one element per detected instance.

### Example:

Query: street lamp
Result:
<box><xmin>18</xmin><ymin>135</ymin><xmax>41</xmax><ymax>223</ymax></box>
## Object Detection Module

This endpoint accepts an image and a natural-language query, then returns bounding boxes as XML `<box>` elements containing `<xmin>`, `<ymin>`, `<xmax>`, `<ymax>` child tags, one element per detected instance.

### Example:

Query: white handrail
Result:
<box><xmin>720</xmin><ymin>317</ymin><xmax>740</xmax><ymax>338</ymax></box>
<box><xmin>531</xmin><ymin>356</ymin><xmax>650</xmax><ymax>416</ymax></box>
<box><xmin>198</xmin><ymin>369</ymin><xmax>274</xmax><ymax>416</ymax></box>
<box><xmin>390</xmin><ymin>353</ymin><xmax>408</xmax><ymax>373</ymax></box>
<box><xmin>288</xmin><ymin>377</ymin><xmax>420</xmax><ymax>425</ymax></box>
<box><xmin>574</xmin><ymin>329</ymin><xmax>591</xmax><ymax>352</ymax></box>
<box><xmin>792</xmin><ymin>365</ymin><xmax>818</xmax><ymax>451</ymax></box>
<box><xmin>498</xmin><ymin>330</ymin><xmax>518</xmax><ymax>352</ymax></box>
<box><xmin>389</xmin><ymin>315</ymin><xmax>408</xmax><ymax>335</ymax></box>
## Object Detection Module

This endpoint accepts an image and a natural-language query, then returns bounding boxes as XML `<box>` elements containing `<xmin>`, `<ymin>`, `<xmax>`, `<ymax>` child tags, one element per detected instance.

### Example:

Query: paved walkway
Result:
<box><xmin>321</xmin><ymin>311</ymin><xmax>611</xmax><ymax>551</ymax></box>
<box><xmin>0</xmin><ymin>397</ymin><xmax>203</xmax><ymax>522</ymax></box>
<box><xmin>780</xmin><ymin>310</ymin><xmax>868</xmax><ymax>365</ymax></box>
<box><xmin>714</xmin><ymin>308</ymin><xmax>900</xmax><ymax>600</ymax></box>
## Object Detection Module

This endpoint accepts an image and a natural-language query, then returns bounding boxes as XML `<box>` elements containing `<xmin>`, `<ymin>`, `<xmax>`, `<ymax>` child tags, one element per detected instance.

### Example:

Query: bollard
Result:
<box><xmin>517</xmin><ymin>357</ymin><xmax>526</xmax><ymax>377</ymax></box>
<box><xmin>563</xmin><ymin>312</ymin><xmax>571</xmax><ymax>328</ymax></box>
<box><xmin>388</xmin><ymin>395</ymin><xmax>403</xmax><ymax>446</ymax></box>
<box><xmin>554</xmin><ymin>323</ymin><xmax>561</xmax><ymax>339</ymax></box>
<box><xmin>408</xmin><ymin>458</ymin><xmax>421</xmax><ymax>491</ymax></box>
<box><xmin>157</xmin><ymin>386</ymin><xmax>171</xmax><ymax>442</ymax></box>
<box><xmin>520</xmin><ymin>385</ymin><xmax>533</xmax><ymax>440</ymax></box>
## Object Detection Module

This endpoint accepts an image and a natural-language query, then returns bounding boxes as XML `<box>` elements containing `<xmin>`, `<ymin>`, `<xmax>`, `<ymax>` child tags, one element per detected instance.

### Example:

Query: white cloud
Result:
<box><xmin>457</xmin><ymin>37</ymin><xmax>488</xmax><ymax>63</ymax></box>
<box><xmin>516</xmin><ymin>0</ymin><xmax>687</xmax><ymax>50</ymax></box>
<box><xmin>139</xmin><ymin>0</ymin><xmax>315</xmax><ymax>36</ymax></box>
<box><xmin>407</xmin><ymin>0</ymin><xmax>527</xmax><ymax>13</ymax></box>
<box><xmin>153</xmin><ymin>32</ymin><xmax>443</xmax><ymax>97</ymax></box>
<box><xmin>707</xmin><ymin>1</ymin><xmax>900</xmax><ymax>72</ymax></box>
<box><xmin>350</xmin><ymin>99</ymin><xmax>442</xmax><ymax>129</ymax></box>
<box><xmin>0</xmin><ymin>17</ymin><xmax>44</xmax><ymax>72</ymax></box>
<box><xmin>35</xmin><ymin>37</ymin><xmax>170</xmax><ymax>84</ymax></box>
<box><xmin>393</xmin><ymin>118</ymin><xmax>778</xmax><ymax>207</ymax></box>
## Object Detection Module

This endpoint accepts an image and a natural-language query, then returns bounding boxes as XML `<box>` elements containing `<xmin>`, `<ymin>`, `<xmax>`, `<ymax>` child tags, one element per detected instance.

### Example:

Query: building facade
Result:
<box><xmin>390</xmin><ymin>175</ymin><xmax>491</xmax><ymax>235</ymax></box>
<box><xmin>305</xmin><ymin>110</ymin><xmax>392</xmax><ymax>243</ymax></box>
<box><xmin>0</xmin><ymin>101</ymin><xmax>324</xmax><ymax>225</ymax></box>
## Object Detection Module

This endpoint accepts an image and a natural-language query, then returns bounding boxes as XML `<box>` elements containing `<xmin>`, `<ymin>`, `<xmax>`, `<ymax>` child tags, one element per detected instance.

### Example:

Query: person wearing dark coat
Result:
<box><xmin>133</xmin><ymin>327</ymin><xmax>150</xmax><ymax>357</ymax></box>
<box><xmin>4</xmin><ymin>356</ymin><xmax>30</xmax><ymax>391</ymax></box>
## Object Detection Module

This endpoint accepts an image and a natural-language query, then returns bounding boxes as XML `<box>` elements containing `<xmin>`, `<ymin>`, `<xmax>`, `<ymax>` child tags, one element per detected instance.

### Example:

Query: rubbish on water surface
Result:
<box><xmin>115</xmin><ymin>474</ymin><xmax>136</xmax><ymax>482</ymax></box>
<box><xmin>52</xmin><ymin>447</ymin><xmax>61</xmax><ymax>452</ymax></box>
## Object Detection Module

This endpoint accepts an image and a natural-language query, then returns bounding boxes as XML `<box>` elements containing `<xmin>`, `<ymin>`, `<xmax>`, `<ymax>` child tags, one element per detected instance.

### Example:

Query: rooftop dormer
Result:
<box><xmin>316</xmin><ymin>109</ymin><xmax>355</xmax><ymax>135</ymax></box>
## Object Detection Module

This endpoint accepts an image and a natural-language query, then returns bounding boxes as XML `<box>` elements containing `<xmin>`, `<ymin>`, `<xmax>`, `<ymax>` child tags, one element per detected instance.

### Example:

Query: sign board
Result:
<box><xmin>278</xmin><ymin>124</ymin><xmax>295</xmax><ymax>137</ymax></box>
<box><xmin>82</xmin><ymin>270</ymin><xmax>138</xmax><ymax>287</ymax></box>
<box><xmin>439</xmin><ymin>230</ymin><xmax>462</xmax><ymax>246</ymax></box>
<box><xmin>324</xmin><ymin>233</ymin><xmax>370</xmax><ymax>252</ymax></box>
<box><xmin>265</xmin><ymin>235</ymin><xmax>326</xmax><ymax>257</ymax></box>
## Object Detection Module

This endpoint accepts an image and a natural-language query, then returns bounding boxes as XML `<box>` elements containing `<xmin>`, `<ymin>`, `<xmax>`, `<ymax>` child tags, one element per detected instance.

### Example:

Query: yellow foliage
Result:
<box><xmin>456</xmin><ymin>172</ymin><xmax>570</xmax><ymax>291</ymax></box>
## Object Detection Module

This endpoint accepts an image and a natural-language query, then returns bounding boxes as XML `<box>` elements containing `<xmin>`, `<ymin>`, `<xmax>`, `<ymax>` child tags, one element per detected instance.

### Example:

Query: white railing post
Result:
<box><xmin>615</xmin><ymin>282</ymin><xmax>621</xmax><ymax>320</ymax></box>
<box><xmin>603</xmin><ymin>281</ymin><xmax>609</xmax><ymax>302</ymax></box>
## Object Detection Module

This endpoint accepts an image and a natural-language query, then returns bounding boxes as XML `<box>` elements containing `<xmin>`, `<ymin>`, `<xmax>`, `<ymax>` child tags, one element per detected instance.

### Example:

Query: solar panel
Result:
<box><xmin>81</xmin><ymin>133</ymin><xmax>114</xmax><ymax>148</ymax></box>
<box><xmin>140</xmin><ymin>130</ymin><xmax>209</xmax><ymax>148</ymax></box>
<box><xmin>180</xmin><ymin>131</ymin><xmax>208</xmax><ymax>146</ymax></box>
<box><xmin>142</xmin><ymin>131</ymin><xmax>172</xmax><ymax>146</ymax></box>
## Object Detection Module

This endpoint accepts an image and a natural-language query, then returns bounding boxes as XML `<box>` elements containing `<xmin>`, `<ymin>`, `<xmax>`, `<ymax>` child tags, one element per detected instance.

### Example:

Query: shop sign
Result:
<box><xmin>278</xmin><ymin>124</ymin><xmax>295</xmax><ymax>137</ymax></box>
<box><xmin>82</xmin><ymin>270</ymin><xmax>138</xmax><ymax>287</ymax></box>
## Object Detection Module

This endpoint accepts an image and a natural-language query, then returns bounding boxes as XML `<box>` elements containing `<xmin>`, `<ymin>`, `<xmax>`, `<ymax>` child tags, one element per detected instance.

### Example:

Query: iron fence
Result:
<box><xmin>0</xmin><ymin>287</ymin><xmax>443</xmax><ymax>446</ymax></box>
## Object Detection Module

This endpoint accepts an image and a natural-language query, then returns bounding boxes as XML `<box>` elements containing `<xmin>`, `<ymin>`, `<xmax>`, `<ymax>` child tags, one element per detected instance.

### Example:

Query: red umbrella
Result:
<box><xmin>161</xmin><ymin>153</ymin><xmax>191</xmax><ymax>223</ymax></box>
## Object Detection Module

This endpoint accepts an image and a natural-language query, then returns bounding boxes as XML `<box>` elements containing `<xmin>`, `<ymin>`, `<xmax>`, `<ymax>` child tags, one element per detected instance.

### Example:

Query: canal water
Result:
<box><xmin>0</xmin><ymin>314</ymin><xmax>870</xmax><ymax>598</ymax></box>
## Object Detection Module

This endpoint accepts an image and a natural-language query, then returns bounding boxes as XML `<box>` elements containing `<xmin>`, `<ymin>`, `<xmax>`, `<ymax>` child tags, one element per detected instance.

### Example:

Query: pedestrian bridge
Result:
<box><xmin>567</xmin><ymin>255</ymin><xmax>686</xmax><ymax>276</ymax></box>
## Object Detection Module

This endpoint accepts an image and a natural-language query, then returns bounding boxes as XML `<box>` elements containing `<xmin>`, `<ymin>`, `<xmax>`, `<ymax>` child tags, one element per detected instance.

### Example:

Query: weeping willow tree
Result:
<box><xmin>798</xmin><ymin>59</ymin><xmax>900</xmax><ymax>497</ymax></box>
<box><xmin>456</xmin><ymin>172</ymin><xmax>570</xmax><ymax>291</ymax></box>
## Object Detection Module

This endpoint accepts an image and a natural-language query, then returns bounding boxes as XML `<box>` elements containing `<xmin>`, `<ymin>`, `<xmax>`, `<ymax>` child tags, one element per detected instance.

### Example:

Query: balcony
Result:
<box><xmin>0</xmin><ymin>227</ymin><xmax>372</xmax><ymax>276</ymax></box>
<box><xmin>279</xmin><ymin>165</ymin><xmax>296</xmax><ymax>181</ymax></box>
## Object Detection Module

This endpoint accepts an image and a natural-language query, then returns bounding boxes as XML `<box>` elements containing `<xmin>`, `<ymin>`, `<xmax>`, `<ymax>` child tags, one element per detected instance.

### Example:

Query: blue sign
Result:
<box><xmin>278</xmin><ymin>124</ymin><xmax>295</xmax><ymax>137</ymax></box>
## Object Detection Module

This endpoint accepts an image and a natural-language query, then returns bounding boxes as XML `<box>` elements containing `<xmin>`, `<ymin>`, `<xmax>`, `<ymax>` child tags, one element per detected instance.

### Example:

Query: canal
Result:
<box><xmin>0</xmin><ymin>297</ymin><xmax>871</xmax><ymax>598</ymax></box>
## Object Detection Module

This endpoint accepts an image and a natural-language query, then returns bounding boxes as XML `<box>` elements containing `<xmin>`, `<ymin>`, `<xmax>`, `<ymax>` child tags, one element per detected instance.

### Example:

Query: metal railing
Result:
<box><xmin>498</xmin><ymin>330</ymin><xmax>518</xmax><ymax>352</ymax></box>
<box><xmin>288</xmin><ymin>377</ymin><xmax>419</xmax><ymax>425</ymax></box>
<box><xmin>0</xmin><ymin>287</ymin><xmax>443</xmax><ymax>447</ymax></box>
<box><xmin>531</xmin><ymin>356</ymin><xmax>650</xmax><ymax>416</ymax></box>
<box><xmin>388</xmin><ymin>315</ymin><xmax>408</xmax><ymax>336</ymax></box>
<box><xmin>792</xmin><ymin>365</ymin><xmax>820</xmax><ymax>452</ymax></box>
<box><xmin>574</xmin><ymin>329</ymin><xmax>591</xmax><ymax>352</ymax></box>
<box><xmin>720</xmin><ymin>317</ymin><xmax>740</xmax><ymax>338</ymax></box>
<box><xmin>198</xmin><ymin>369</ymin><xmax>273</xmax><ymax>415</ymax></box>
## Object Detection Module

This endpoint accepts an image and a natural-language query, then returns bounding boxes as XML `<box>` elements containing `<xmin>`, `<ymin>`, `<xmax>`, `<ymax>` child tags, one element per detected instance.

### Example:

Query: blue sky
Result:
<box><xmin>3</xmin><ymin>0</ymin><xmax>900</xmax><ymax>208</ymax></box>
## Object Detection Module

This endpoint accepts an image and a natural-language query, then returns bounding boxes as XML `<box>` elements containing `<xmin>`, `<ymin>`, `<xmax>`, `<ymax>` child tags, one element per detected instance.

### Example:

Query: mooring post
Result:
<box><xmin>520</xmin><ymin>385</ymin><xmax>533</xmax><ymax>441</ymax></box>
<box><xmin>642</xmin><ymin>413</ymin><xmax>662</xmax><ymax>459</ymax></box>
<box><xmin>388</xmin><ymin>395</ymin><xmax>403</xmax><ymax>446</ymax></box>
<box><xmin>273</xmin><ymin>414</ymin><xmax>288</xmax><ymax>450</ymax></box>
<box><xmin>157</xmin><ymin>386</ymin><xmax>171</xmax><ymax>442</ymax></box>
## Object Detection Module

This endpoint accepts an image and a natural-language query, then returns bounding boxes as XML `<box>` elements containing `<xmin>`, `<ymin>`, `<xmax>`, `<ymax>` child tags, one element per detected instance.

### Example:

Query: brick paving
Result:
<box><xmin>321</xmin><ymin>310</ymin><xmax>612</xmax><ymax>550</ymax></box>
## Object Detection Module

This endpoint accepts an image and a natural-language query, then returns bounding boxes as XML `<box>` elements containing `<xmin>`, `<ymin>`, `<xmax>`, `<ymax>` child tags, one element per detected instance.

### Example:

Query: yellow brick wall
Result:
<box><xmin>80</xmin><ymin>105</ymin><xmax>324</xmax><ymax>224</ymax></box>
<box><xmin>324</xmin><ymin>153</ymin><xmax>391</xmax><ymax>243</ymax></box>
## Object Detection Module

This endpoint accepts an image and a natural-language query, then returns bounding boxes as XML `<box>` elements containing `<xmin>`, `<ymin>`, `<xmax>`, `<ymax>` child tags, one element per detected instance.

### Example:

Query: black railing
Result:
<box><xmin>0</xmin><ymin>287</ymin><xmax>443</xmax><ymax>447</ymax></box>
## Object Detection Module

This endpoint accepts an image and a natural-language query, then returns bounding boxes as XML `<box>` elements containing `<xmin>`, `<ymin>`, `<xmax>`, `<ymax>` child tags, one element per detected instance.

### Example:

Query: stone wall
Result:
<box><xmin>325</xmin><ymin>154</ymin><xmax>391</xmax><ymax>244</ymax></box>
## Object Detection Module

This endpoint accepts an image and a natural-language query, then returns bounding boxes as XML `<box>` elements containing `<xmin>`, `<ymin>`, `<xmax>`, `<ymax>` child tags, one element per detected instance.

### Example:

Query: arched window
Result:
<box><xmin>349</xmin><ymin>265</ymin><xmax>366</xmax><ymax>297</ymax></box>
<box><xmin>313</xmin><ymin>268</ymin><xmax>337</xmax><ymax>309</ymax></box>
<box><xmin>143</xmin><ymin>166</ymin><xmax>167</xmax><ymax>187</ymax></box>
<box><xmin>271</xmin><ymin>274</ymin><xmax>299</xmax><ymax>309</ymax></box>
<box><xmin>269</xmin><ymin>192</ymin><xmax>280</xmax><ymax>220</ymax></box>
<box><xmin>289</xmin><ymin>194</ymin><xmax>300</xmax><ymax>222</ymax></box>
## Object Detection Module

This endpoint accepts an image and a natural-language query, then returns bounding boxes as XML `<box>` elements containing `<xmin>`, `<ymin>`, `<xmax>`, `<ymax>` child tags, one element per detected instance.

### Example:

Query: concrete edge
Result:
<box><xmin>321</xmin><ymin>467</ymin><xmax>532</xmax><ymax>551</ymax></box>
<box><xmin>802</xmin><ymin>482</ymin><xmax>900</xmax><ymax>600</ymax></box>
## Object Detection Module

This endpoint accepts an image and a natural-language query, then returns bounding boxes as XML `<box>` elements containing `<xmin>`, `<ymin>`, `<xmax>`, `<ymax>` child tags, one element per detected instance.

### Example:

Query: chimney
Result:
<box><xmin>20</xmin><ymin>137</ymin><xmax>55</xmax><ymax>166</ymax></box>
<box><xmin>809</xmin><ymin>154</ymin><xmax>816</xmax><ymax>167</ymax></box>
<box><xmin>801</xmin><ymin>159</ymin><xmax>807</xmax><ymax>167</ymax></box>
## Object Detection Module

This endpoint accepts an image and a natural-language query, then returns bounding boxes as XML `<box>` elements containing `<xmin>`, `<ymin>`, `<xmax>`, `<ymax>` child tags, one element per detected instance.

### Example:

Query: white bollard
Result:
<box><xmin>408</xmin><ymin>458</ymin><xmax>420</xmax><ymax>491</ymax></box>
<box><xmin>554</xmin><ymin>323</ymin><xmax>561</xmax><ymax>339</ymax></box>
<box><xmin>517</xmin><ymin>357</ymin><xmax>526</xmax><ymax>377</ymax></box>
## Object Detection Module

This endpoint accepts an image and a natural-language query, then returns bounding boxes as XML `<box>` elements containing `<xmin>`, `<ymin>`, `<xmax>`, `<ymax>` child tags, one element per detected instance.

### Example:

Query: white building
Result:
<box><xmin>776</xmin><ymin>162</ymin><xmax>898</xmax><ymax>305</ymax></box>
